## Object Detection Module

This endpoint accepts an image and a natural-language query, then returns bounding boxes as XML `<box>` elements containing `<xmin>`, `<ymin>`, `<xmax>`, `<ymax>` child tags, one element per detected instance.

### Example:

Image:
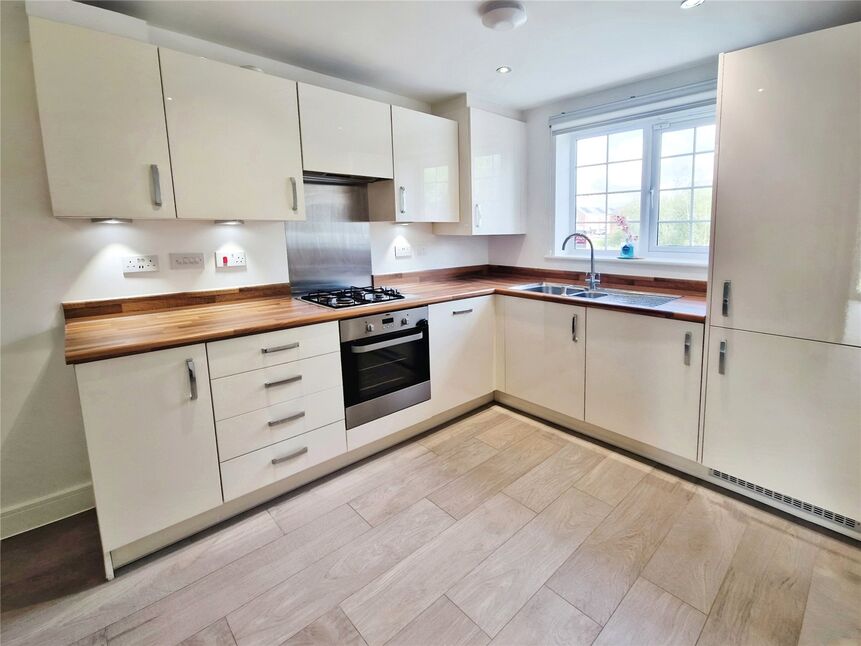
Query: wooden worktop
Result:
<box><xmin>63</xmin><ymin>267</ymin><xmax>707</xmax><ymax>364</ymax></box>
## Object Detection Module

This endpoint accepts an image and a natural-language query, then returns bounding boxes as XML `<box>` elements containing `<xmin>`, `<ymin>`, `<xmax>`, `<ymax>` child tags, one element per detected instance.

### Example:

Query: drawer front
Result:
<box><xmin>207</xmin><ymin>321</ymin><xmax>339</xmax><ymax>379</ymax></box>
<box><xmin>211</xmin><ymin>352</ymin><xmax>342</xmax><ymax>421</ymax></box>
<box><xmin>216</xmin><ymin>386</ymin><xmax>344</xmax><ymax>461</ymax></box>
<box><xmin>220</xmin><ymin>421</ymin><xmax>347</xmax><ymax>501</ymax></box>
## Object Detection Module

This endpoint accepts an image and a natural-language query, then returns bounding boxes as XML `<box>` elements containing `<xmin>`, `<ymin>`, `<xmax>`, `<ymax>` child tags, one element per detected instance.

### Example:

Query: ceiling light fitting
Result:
<box><xmin>680</xmin><ymin>0</ymin><xmax>705</xmax><ymax>8</ymax></box>
<box><xmin>480</xmin><ymin>1</ymin><xmax>527</xmax><ymax>31</ymax></box>
<box><xmin>91</xmin><ymin>218</ymin><xmax>132</xmax><ymax>224</ymax></box>
<box><xmin>215</xmin><ymin>219</ymin><xmax>245</xmax><ymax>226</ymax></box>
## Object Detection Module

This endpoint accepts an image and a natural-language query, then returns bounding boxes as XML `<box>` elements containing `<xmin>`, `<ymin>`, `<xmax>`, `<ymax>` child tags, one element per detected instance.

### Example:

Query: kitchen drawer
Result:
<box><xmin>207</xmin><ymin>321</ymin><xmax>339</xmax><ymax>379</ymax></box>
<box><xmin>216</xmin><ymin>386</ymin><xmax>344</xmax><ymax>461</ymax></box>
<box><xmin>211</xmin><ymin>352</ymin><xmax>341</xmax><ymax>421</ymax></box>
<box><xmin>220</xmin><ymin>420</ymin><xmax>347</xmax><ymax>501</ymax></box>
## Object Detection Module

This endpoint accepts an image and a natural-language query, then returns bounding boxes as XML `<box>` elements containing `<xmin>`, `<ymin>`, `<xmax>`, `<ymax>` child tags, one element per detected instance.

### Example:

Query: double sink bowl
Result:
<box><xmin>513</xmin><ymin>282</ymin><xmax>681</xmax><ymax>309</ymax></box>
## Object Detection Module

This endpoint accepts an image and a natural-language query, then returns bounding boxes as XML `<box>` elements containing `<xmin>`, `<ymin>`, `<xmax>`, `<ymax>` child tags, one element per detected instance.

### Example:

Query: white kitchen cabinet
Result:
<box><xmin>503</xmin><ymin>297</ymin><xmax>585</xmax><ymax>420</ymax></box>
<box><xmin>429</xmin><ymin>296</ymin><xmax>495</xmax><ymax>413</ymax></box>
<box><xmin>75</xmin><ymin>345</ymin><xmax>222</xmax><ymax>554</ymax></box>
<box><xmin>29</xmin><ymin>17</ymin><xmax>175</xmax><ymax>219</ymax></box>
<box><xmin>298</xmin><ymin>83</ymin><xmax>393</xmax><ymax>178</ymax></box>
<box><xmin>159</xmin><ymin>49</ymin><xmax>305</xmax><ymax>221</ymax></box>
<box><xmin>585</xmin><ymin>310</ymin><xmax>703</xmax><ymax>460</ymax></box>
<box><xmin>433</xmin><ymin>108</ymin><xmax>526</xmax><ymax>235</ymax></box>
<box><xmin>710</xmin><ymin>22</ymin><xmax>861</xmax><ymax>346</ymax></box>
<box><xmin>368</xmin><ymin>107</ymin><xmax>459</xmax><ymax>223</ymax></box>
<box><xmin>702</xmin><ymin>329</ymin><xmax>860</xmax><ymax>521</ymax></box>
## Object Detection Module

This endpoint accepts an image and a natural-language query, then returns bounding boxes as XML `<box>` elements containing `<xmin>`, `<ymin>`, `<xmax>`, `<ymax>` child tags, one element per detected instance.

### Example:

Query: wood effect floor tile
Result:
<box><xmin>504</xmin><ymin>442</ymin><xmax>606</xmax><ymax>512</ymax></box>
<box><xmin>386</xmin><ymin>596</ymin><xmax>489</xmax><ymax>646</ymax></box>
<box><xmin>448</xmin><ymin>488</ymin><xmax>611</xmax><ymax>636</ymax></box>
<box><xmin>420</xmin><ymin>409</ymin><xmax>515</xmax><ymax>456</ymax></box>
<box><xmin>697</xmin><ymin>517</ymin><xmax>819</xmax><ymax>646</ymax></box>
<box><xmin>574</xmin><ymin>453</ymin><xmax>651</xmax><ymax>507</ymax></box>
<box><xmin>71</xmin><ymin>629</ymin><xmax>107</xmax><ymax>646</ymax></box>
<box><xmin>642</xmin><ymin>489</ymin><xmax>748</xmax><ymax>613</ymax></box>
<box><xmin>428</xmin><ymin>433</ymin><xmax>562</xmax><ymax>519</ymax></box>
<box><xmin>282</xmin><ymin>607</ymin><xmax>367</xmax><ymax>646</ymax></box>
<box><xmin>226</xmin><ymin>499</ymin><xmax>455</xmax><ymax>646</ymax></box>
<box><xmin>474</xmin><ymin>416</ymin><xmax>535</xmax><ymax>450</ymax></box>
<box><xmin>798</xmin><ymin>543</ymin><xmax>861</xmax><ymax>646</ymax></box>
<box><xmin>341</xmin><ymin>494</ymin><xmax>535</xmax><ymax>646</ymax></box>
<box><xmin>0</xmin><ymin>511</ymin><xmax>282</xmax><ymax>646</ymax></box>
<box><xmin>547</xmin><ymin>471</ymin><xmax>693</xmax><ymax>625</ymax></box>
<box><xmin>592</xmin><ymin>578</ymin><xmax>705</xmax><ymax>646</ymax></box>
<box><xmin>106</xmin><ymin>505</ymin><xmax>370</xmax><ymax>646</ymax></box>
<box><xmin>488</xmin><ymin>586</ymin><xmax>600</xmax><ymax>646</ymax></box>
<box><xmin>179</xmin><ymin>618</ymin><xmax>237</xmax><ymax>646</ymax></box>
<box><xmin>348</xmin><ymin>438</ymin><xmax>497</xmax><ymax>526</ymax></box>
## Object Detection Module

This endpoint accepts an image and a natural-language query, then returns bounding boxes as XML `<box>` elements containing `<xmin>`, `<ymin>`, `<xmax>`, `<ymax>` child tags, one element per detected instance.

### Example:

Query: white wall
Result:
<box><xmin>488</xmin><ymin>62</ymin><xmax>719</xmax><ymax>281</ymax></box>
<box><xmin>0</xmin><ymin>0</ymin><xmax>486</xmax><ymax>536</ymax></box>
<box><xmin>370</xmin><ymin>223</ymin><xmax>488</xmax><ymax>275</ymax></box>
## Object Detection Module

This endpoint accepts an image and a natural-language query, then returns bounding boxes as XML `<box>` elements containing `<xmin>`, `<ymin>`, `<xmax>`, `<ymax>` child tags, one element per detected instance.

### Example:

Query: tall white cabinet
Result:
<box><xmin>703</xmin><ymin>23</ymin><xmax>861</xmax><ymax>522</ymax></box>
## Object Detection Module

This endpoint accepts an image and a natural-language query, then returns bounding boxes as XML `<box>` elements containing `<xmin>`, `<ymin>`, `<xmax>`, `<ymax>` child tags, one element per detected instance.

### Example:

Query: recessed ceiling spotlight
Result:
<box><xmin>496</xmin><ymin>65</ymin><xmax>512</xmax><ymax>74</ymax></box>
<box><xmin>680</xmin><ymin>0</ymin><xmax>705</xmax><ymax>8</ymax></box>
<box><xmin>214</xmin><ymin>219</ymin><xmax>245</xmax><ymax>226</ymax></box>
<box><xmin>480</xmin><ymin>1</ymin><xmax>527</xmax><ymax>31</ymax></box>
<box><xmin>90</xmin><ymin>218</ymin><xmax>131</xmax><ymax>224</ymax></box>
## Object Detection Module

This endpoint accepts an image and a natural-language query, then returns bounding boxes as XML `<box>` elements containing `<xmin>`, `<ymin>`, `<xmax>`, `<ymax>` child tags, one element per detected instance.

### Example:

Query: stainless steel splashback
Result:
<box><xmin>284</xmin><ymin>183</ymin><xmax>373</xmax><ymax>294</ymax></box>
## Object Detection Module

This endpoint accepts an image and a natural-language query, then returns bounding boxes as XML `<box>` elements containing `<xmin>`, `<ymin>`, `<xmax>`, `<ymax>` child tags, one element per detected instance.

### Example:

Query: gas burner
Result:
<box><xmin>300</xmin><ymin>286</ymin><xmax>405</xmax><ymax>309</ymax></box>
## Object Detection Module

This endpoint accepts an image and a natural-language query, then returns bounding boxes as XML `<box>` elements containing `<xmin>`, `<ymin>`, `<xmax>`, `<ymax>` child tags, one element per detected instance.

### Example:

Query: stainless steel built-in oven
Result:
<box><xmin>340</xmin><ymin>306</ymin><xmax>431</xmax><ymax>429</ymax></box>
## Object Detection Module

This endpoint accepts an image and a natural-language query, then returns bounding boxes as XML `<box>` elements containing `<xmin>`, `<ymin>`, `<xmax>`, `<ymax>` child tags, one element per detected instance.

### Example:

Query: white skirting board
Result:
<box><xmin>0</xmin><ymin>482</ymin><xmax>95</xmax><ymax>539</ymax></box>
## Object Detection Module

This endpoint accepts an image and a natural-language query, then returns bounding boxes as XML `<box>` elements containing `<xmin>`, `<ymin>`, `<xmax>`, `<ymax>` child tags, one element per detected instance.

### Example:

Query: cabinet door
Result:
<box><xmin>159</xmin><ymin>49</ymin><xmax>305</xmax><ymax>221</ymax></box>
<box><xmin>703</xmin><ymin>329</ymin><xmax>861</xmax><ymax>520</ymax></box>
<box><xmin>29</xmin><ymin>18</ymin><xmax>175</xmax><ymax>219</ymax></box>
<box><xmin>586</xmin><ymin>310</ymin><xmax>702</xmax><ymax>460</ymax></box>
<box><xmin>711</xmin><ymin>23</ymin><xmax>861</xmax><ymax>346</ymax></box>
<box><xmin>504</xmin><ymin>297</ymin><xmax>585</xmax><ymax>419</ymax></box>
<box><xmin>429</xmin><ymin>296</ymin><xmax>495</xmax><ymax>413</ymax></box>
<box><xmin>75</xmin><ymin>345</ymin><xmax>222</xmax><ymax>551</ymax></box>
<box><xmin>298</xmin><ymin>83</ymin><xmax>393</xmax><ymax>178</ymax></box>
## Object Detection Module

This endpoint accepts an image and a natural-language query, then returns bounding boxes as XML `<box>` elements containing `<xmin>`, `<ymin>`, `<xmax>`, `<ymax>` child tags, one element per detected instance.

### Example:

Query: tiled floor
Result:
<box><xmin>1</xmin><ymin>405</ymin><xmax>859</xmax><ymax>646</ymax></box>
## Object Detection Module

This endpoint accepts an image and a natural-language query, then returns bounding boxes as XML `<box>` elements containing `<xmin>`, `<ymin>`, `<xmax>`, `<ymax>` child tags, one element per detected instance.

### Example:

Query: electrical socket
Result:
<box><xmin>215</xmin><ymin>251</ymin><xmax>247</xmax><ymax>268</ymax></box>
<box><xmin>394</xmin><ymin>243</ymin><xmax>412</xmax><ymax>258</ymax></box>
<box><xmin>122</xmin><ymin>255</ymin><xmax>159</xmax><ymax>273</ymax></box>
<box><xmin>169</xmin><ymin>252</ymin><xmax>205</xmax><ymax>270</ymax></box>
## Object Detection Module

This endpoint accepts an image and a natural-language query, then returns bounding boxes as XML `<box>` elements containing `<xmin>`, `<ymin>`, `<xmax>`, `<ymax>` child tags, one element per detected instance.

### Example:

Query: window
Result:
<box><xmin>554</xmin><ymin>97</ymin><xmax>716</xmax><ymax>260</ymax></box>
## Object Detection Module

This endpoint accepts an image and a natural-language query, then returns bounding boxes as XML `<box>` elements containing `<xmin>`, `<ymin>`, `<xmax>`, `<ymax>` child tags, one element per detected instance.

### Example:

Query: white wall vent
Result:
<box><xmin>709</xmin><ymin>469</ymin><xmax>859</xmax><ymax>532</ymax></box>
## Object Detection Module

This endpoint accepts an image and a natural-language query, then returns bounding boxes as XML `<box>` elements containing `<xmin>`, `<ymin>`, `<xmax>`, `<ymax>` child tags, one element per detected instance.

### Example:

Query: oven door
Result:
<box><xmin>341</xmin><ymin>321</ymin><xmax>430</xmax><ymax>429</ymax></box>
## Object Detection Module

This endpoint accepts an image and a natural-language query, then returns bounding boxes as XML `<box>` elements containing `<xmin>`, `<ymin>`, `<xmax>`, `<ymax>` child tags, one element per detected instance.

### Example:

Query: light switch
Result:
<box><xmin>169</xmin><ymin>252</ymin><xmax>204</xmax><ymax>269</ymax></box>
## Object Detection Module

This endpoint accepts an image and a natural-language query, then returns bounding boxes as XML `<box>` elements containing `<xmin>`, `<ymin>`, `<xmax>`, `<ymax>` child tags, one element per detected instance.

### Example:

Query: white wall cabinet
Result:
<box><xmin>503</xmin><ymin>297</ymin><xmax>586</xmax><ymax>420</ymax></box>
<box><xmin>433</xmin><ymin>108</ymin><xmax>526</xmax><ymax>236</ymax></box>
<box><xmin>702</xmin><ymin>329</ymin><xmax>860</xmax><ymax>520</ymax></box>
<box><xmin>75</xmin><ymin>345</ymin><xmax>222</xmax><ymax>555</ymax></box>
<box><xmin>586</xmin><ymin>310</ymin><xmax>703</xmax><ymax>460</ymax></box>
<box><xmin>429</xmin><ymin>296</ymin><xmax>495</xmax><ymax>413</ymax></box>
<box><xmin>298</xmin><ymin>83</ymin><xmax>394</xmax><ymax>179</ymax></box>
<box><xmin>29</xmin><ymin>17</ymin><xmax>176</xmax><ymax>219</ymax></box>
<box><xmin>159</xmin><ymin>49</ymin><xmax>305</xmax><ymax>221</ymax></box>
<box><xmin>709</xmin><ymin>22</ymin><xmax>861</xmax><ymax>347</ymax></box>
<box><xmin>368</xmin><ymin>107</ymin><xmax>459</xmax><ymax>223</ymax></box>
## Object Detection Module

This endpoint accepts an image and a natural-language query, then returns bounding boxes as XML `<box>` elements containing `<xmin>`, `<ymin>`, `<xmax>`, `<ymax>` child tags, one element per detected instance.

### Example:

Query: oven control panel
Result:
<box><xmin>340</xmin><ymin>306</ymin><xmax>428</xmax><ymax>342</ymax></box>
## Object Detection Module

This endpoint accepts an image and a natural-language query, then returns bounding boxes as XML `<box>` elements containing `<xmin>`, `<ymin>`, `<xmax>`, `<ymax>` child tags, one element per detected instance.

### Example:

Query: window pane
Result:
<box><xmin>608</xmin><ymin>129</ymin><xmax>643</xmax><ymax>162</ymax></box>
<box><xmin>660</xmin><ymin>189</ymin><xmax>691</xmax><ymax>220</ymax></box>
<box><xmin>608</xmin><ymin>221</ymin><xmax>640</xmax><ymax>250</ymax></box>
<box><xmin>576</xmin><ymin>164</ymin><xmax>606</xmax><ymax>194</ymax></box>
<box><xmin>607</xmin><ymin>160</ymin><xmax>641</xmax><ymax>192</ymax></box>
<box><xmin>661</xmin><ymin>128</ymin><xmax>694</xmax><ymax>156</ymax></box>
<box><xmin>578</xmin><ymin>222</ymin><xmax>608</xmax><ymax>250</ymax></box>
<box><xmin>696</xmin><ymin>125</ymin><xmax>716</xmax><ymax>152</ymax></box>
<box><xmin>607</xmin><ymin>191</ymin><xmax>641</xmax><ymax>221</ymax></box>
<box><xmin>660</xmin><ymin>155</ymin><xmax>693</xmax><ymax>189</ymax></box>
<box><xmin>692</xmin><ymin>221</ymin><xmax>710</xmax><ymax>246</ymax></box>
<box><xmin>693</xmin><ymin>188</ymin><xmax>712</xmax><ymax>219</ymax></box>
<box><xmin>694</xmin><ymin>152</ymin><xmax>714</xmax><ymax>186</ymax></box>
<box><xmin>577</xmin><ymin>135</ymin><xmax>606</xmax><ymax>166</ymax></box>
<box><xmin>576</xmin><ymin>194</ymin><xmax>606</xmax><ymax>222</ymax></box>
<box><xmin>658</xmin><ymin>222</ymin><xmax>691</xmax><ymax>246</ymax></box>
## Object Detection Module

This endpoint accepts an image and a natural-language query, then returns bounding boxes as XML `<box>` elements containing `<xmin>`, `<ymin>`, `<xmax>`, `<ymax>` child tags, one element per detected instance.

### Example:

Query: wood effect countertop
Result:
<box><xmin>64</xmin><ymin>274</ymin><xmax>707</xmax><ymax>364</ymax></box>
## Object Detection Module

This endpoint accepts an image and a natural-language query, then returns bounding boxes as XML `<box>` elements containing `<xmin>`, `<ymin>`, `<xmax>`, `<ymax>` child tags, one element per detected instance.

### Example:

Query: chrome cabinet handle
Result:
<box><xmin>264</xmin><ymin>375</ymin><xmax>302</xmax><ymax>388</ymax></box>
<box><xmin>289</xmin><ymin>177</ymin><xmax>299</xmax><ymax>212</ymax></box>
<box><xmin>684</xmin><ymin>332</ymin><xmax>692</xmax><ymax>366</ymax></box>
<box><xmin>572</xmin><ymin>314</ymin><xmax>579</xmax><ymax>342</ymax></box>
<box><xmin>186</xmin><ymin>359</ymin><xmax>197</xmax><ymax>400</ymax></box>
<box><xmin>268</xmin><ymin>411</ymin><xmax>305</xmax><ymax>427</ymax></box>
<box><xmin>261</xmin><ymin>342</ymin><xmax>299</xmax><ymax>355</ymax></box>
<box><xmin>452</xmin><ymin>308</ymin><xmax>473</xmax><ymax>315</ymax></box>
<box><xmin>474</xmin><ymin>203</ymin><xmax>482</xmax><ymax>228</ymax></box>
<box><xmin>351</xmin><ymin>332</ymin><xmax>424</xmax><ymax>354</ymax></box>
<box><xmin>150</xmin><ymin>164</ymin><xmax>162</xmax><ymax>207</ymax></box>
<box><xmin>398</xmin><ymin>186</ymin><xmax>406</xmax><ymax>214</ymax></box>
<box><xmin>722</xmin><ymin>281</ymin><xmax>731</xmax><ymax>317</ymax></box>
<box><xmin>271</xmin><ymin>446</ymin><xmax>308</xmax><ymax>465</ymax></box>
<box><xmin>718</xmin><ymin>340</ymin><xmax>727</xmax><ymax>374</ymax></box>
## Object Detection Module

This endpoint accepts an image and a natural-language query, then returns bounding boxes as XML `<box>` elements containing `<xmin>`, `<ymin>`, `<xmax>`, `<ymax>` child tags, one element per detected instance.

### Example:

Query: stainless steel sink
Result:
<box><xmin>516</xmin><ymin>282</ymin><xmax>585</xmax><ymax>296</ymax></box>
<box><xmin>512</xmin><ymin>283</ymin><xmax>680</xmax><ymax>309</ymax></box>
<box><xmin>571</xmin><ymin>291</ymin><xmax>607</xmax><ymax>299</ymax></box>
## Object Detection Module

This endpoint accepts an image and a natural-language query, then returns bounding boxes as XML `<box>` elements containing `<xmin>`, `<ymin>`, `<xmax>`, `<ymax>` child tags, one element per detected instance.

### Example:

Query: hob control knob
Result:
<box><xmin>365</xmin><ymin>323</ymin><xmax>374</xmax><ymax>333</ymax></box>
<box><xmin>401</xmin><ymin>318</ymin><xmax>409</xmax><ymax>326</ymax></box>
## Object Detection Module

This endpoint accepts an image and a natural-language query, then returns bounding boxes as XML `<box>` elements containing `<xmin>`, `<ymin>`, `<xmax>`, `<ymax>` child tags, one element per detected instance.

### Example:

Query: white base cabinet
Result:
<box><xmin>703</xmin><ymin>329</ymin><xmax>861</xmax><ymax>520</ymax></box>
<box><xmin>585</xmin><ymin>310</ymin><xmax>703</xmax><ymax>461</ymax></box>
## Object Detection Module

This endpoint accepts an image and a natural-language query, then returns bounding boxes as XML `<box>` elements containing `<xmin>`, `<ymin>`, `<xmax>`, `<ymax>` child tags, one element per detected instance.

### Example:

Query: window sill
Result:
<box><xmin>545</xmin><ymin>254</ymin><xmax>708</xmax><ymax>269</ymax></box>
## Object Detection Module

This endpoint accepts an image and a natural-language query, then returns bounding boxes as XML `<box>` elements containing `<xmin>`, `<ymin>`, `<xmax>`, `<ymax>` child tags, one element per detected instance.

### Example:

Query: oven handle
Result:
<box><xmin>350</xmin><ymin>332</ymin><xmax>424</xmax><ymax>354</ymax></box>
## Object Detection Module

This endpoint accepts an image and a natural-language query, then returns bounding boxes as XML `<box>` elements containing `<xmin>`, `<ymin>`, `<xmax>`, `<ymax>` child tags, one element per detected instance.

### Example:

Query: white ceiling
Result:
<box><xmin>88</xmin><ymin>1</ymin><xmax>861</xmax><ymax>110</ymax></box>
